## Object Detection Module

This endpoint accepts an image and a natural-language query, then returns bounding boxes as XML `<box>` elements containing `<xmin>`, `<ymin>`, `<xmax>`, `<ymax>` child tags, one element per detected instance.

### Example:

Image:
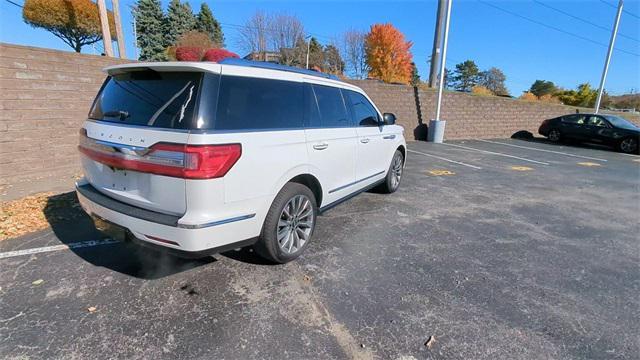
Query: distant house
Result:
<box><xmin>243</xmin><ymin>51</ymin><xmax>282</xmax><ymax>63</ymax></box>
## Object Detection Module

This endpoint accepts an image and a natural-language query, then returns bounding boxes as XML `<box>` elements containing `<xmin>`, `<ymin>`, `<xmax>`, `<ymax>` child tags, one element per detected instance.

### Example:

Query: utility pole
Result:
<box><xmin>429</xmin><ymin>0</ymin><xmax>446</xmax><ymax>88</ymax></box>
<box><xmin>97</xmin><ymin>0</ymin><xmax>113</xmax><ymax>56</ymax></box>
<box><xmin>428</xmin><ymin>0</ymin><xmax>452</xmax><ymax>143</ymax></box>
<box><xmin>112</xmin><ymin>0</ymin><xmax>126</xmax><ymax>58</ymax></box>
<box><xmin>595</xmin><ymin>0</ymin><xmax>623</xmax><ymax>114</ymax></box>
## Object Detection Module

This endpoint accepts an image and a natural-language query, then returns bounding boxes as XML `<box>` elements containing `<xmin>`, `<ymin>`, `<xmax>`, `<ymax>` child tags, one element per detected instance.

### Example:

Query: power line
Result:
<box><xmin>533</xmin><ymin>0</ymin><xmax>638</xmax><ymax>43</ymax></box>
<box><xmin>3</xmin><ymin>0</ymin><xmax>23</xmax><ymax>8</ymax></box>
<box><xmin>478</xmin><ymin>0</ymin><xmax>639</xmax><ymax>57</ymax></box>
<box><xmin>599</xmin><ymin>0</ymin><xmax>640</xmax><ymax>20</ymax></box>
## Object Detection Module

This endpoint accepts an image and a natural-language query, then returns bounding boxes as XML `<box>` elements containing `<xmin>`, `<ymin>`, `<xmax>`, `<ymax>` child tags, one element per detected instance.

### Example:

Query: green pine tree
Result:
<box><xmin>195</xmin><ymin>3</ymin><xmax>224</xmax><ymax>47</ymax></box>
<box><xmin>134</xmin><ymin>0</ymin><xmax>167</xmax><ymax>61</ymax></box>
<box><xmin>164</xmin><ymin>0</ymin><xmax>196</xmax><ymax>47</ymax></box>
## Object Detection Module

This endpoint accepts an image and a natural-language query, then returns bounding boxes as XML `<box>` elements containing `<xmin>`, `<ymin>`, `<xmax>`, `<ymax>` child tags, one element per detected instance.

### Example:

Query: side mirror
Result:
<box><xmin>383</xmin><ymin>113</ymin><xmax>396</xmax><ymax>125</ymax></box>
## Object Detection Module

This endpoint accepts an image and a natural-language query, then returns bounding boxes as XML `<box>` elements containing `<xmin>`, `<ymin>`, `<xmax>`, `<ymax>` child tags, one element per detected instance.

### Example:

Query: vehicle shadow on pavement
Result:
<box><xmin>43</xmin><ymin>192</ymin><xmax>216</xmax><ymax>280</ymax></box>
<box><xmin>220</xmin><ymin>247</ymin><xmax>275</xmax><ymax>265</ymax></box>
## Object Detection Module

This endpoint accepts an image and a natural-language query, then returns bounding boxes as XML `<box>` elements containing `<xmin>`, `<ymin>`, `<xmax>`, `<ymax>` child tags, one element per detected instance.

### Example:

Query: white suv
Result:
<box><xmin>76</xmin><ymin>59</ymin><xmax>406</xmax><ymax>263</ymax></box>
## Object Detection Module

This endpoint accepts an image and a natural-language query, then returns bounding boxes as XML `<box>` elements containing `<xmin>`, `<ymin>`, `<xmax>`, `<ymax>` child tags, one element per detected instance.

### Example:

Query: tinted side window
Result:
<box><xmin>586</xmin><ymin>116</ymin><xmax>608</xmax><ymax>127</ymax></box>
<box><xmin>311</xmin><ymin>84</ymin><xmax>351</xmax><ymax>128</ymax></box>
<box><xmin>304</xmin><ymin>83</ymin><xmax>321</xmax><ymax>128</ymax></box>
<box><xmin>214</xmin><ymin>76</ymin><xmax>303</xmax><ymax>130</ymax></box>
<box><xmin>346</xmin><ymin>90</ymin><xmax>379</xmax><ymax>126</ymax></box>
<box><xmin>562</xmin><ymin>115</ymin><xmax>586</xmax><ymax>125</ymax></box>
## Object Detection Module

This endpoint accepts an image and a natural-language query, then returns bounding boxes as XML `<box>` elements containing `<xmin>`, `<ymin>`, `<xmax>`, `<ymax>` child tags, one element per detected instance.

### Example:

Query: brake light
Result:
<box><xmin>78</xmin><ymin>129</ymin><xmax>241</xmax><ymax>179</ymax></box>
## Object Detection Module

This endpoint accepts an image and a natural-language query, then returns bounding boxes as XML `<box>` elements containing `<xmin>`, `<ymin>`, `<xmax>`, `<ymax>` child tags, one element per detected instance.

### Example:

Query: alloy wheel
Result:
<box><xmin>549</xmin><ymin>130</ymin><xmax>561</xmax><ymax>142</ymax></box>
<box><xmin>277</xmin><ymin>195</ymin><xmax>313</xmax><ymax>254</ymax></box>
<box><xmin>620</xmin><ymin>138</ymin><xmax>637</xmax><ymax>153</ymax></box>
<box><xmin>390</xmin><ymin>154</ymin><xmax>403</xmax><ymax>190</ymax></box>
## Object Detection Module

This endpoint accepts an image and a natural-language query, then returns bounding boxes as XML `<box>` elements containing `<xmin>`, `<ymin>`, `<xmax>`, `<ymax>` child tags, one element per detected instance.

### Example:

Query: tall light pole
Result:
<box><xmin>96</xmin><ymin>0</ymin><xmax>113</xmax><ymax>56</ymax></box>
<box><xmin>594</xmin><ymin>0</ymin><xmax>623</xmax><ymax>114</ymax></box>
<box><xmin>429</xmin><ymin>0</ymin><xmax>446</xmax><ymax>88</ymax></box>
<box><xmin>428</xmin><ymin>0</ymin><xmax>452</xmax><ymax>143</ymax></box>
<box><xmin>305</xmin><ymin>35</ymin><xmax>312</xmax><ymax>69</ymax></box>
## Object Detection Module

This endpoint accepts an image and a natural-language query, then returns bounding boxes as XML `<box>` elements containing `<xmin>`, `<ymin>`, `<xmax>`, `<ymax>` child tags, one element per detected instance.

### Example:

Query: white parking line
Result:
<box><xmin>0</xmin><ymin>239</ymin><xmax>120</xmax><ymax>260</ymax></box>
<box><xmin>476</xmin><ymin>139</ymin><xmax>609</xmax><ymax>162</ymax></box>
<box><xmin>408</xmin><ymin>149</ymin><xmax>482</xmax><ymax>169</ymax></box>
<box><xmin>442</xmin><ymin>143</ymin><xmax>550</xmax><ymax>165</ymax></box>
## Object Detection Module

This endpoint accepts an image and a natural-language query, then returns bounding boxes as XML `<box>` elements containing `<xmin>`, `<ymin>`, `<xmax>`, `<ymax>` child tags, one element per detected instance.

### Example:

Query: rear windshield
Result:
<box><xmin>89</xmin><ymin>70</ymin><xmax>202</xmax><ymax>129</ymax></box>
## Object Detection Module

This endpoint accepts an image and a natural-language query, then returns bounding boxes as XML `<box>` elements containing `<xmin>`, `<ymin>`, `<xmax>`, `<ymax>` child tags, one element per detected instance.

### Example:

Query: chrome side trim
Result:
<box><xmin>383</xmin><ymin>134</ymin><xmax>396</xmax><ymax>139</ymax></box>
<box><xmin>328</xmin><ymin>171</ymin><xmax>385</xmax><ymax>194</ymax></box>
<box><xmin>177</xmin><ymin>213</ymin><xmax>256</xmax><ymax>229</ymax></box>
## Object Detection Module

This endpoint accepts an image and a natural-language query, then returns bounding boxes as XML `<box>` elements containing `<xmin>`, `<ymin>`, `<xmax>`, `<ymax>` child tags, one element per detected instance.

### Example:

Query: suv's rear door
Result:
<box><xmin>304</xmin><ymin>82</ymin><xmax>357</xmax><ymax>205</ymax></box>
<box><xmin>80</xmin><ymin>69</ymin><xmax>202</xmax><ymax>216</ymax></box>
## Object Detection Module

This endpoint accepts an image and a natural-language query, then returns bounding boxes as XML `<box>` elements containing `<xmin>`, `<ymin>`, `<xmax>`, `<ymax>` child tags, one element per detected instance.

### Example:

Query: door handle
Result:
<box><xmin>382</xmin><ymin>135</ymin><xmax>396</xmax><ymax>140</ymax></box>
<box><xmin>360</xmin><ymin>138</ymin><xmax>370</xmax><ymax>144</ymax></box>
<box><xmin>313</xmin><ymin>143</ymin><xmax>329</xmax><ymax>150</ymax></box>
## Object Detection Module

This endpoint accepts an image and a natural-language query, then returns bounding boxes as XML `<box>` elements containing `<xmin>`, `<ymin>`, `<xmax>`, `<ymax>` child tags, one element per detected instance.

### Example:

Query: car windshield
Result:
<box><xmin>602</xmin><ymin>115</ymin><xmax>639</xmax><ymax>130</ymax></box>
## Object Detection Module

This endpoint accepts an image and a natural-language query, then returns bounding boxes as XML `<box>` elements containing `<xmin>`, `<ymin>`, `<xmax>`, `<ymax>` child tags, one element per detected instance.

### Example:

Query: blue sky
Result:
<box><xmin>1</xmin><ymin>0</ymin><xmax>639</xmax><ymax>95</ymax></box>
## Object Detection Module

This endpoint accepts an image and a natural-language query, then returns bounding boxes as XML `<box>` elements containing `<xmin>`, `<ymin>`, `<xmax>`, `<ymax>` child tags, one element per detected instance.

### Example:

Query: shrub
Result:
<box><xmin>168</xmin><ymin>31</ymin><xmax>213</xmax><ymax>61</ymax></box>
<box><xmin>175</xmin><ymin>47</ymin><xmax>204</xmax><ymax>61</ymax></box>
<box><xmin>203</xmin><ymin>48</ymin><xmax>239</xmax><ymax>62</ymax></box>
<box><xmin>539</xmin><ymin>94</ymin><xmax>561</xmax><ymax>104</ymax></box>
<box><xmin>471</xmin><ymin>85</ymin><xmax>493</xmax><ymax>96</ymax></box>
<box><xmin>519</xmin><ymin>92</ymin><xmax>538</xmax><ymax>101</ymax></box>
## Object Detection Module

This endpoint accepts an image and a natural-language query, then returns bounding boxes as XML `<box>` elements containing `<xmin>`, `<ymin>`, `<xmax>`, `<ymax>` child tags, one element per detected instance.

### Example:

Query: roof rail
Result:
<box><xmin>219</xmin><ymin>58</ymin><xmax>340</xmax><ymax>80</ymax></box>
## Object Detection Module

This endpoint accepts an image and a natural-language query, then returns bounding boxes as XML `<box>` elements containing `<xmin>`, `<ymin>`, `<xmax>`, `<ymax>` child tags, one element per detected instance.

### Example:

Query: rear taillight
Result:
<box><xmin>78</xmin><ymin>129</ymin><xmax>241</xmax><ymax>179</ymax></box>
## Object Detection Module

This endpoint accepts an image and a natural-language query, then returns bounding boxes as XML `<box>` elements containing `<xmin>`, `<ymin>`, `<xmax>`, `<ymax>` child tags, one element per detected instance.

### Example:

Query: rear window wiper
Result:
<box><xmin>103</xmin><ymin>110</ymin><xmax>130</xmax><ymax>120</ymax></box>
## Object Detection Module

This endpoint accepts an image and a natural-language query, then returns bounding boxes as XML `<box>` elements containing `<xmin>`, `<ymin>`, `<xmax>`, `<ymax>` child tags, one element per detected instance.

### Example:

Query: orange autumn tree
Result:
<box><xmin>365</xmin><ymin>23</ymin><xmax>413</xmax><ymax>84</ymax></box>
<box><xmin>23</xmin><ymin>0</ymin><xmax>116</xmax><ymax>53</ymax></box>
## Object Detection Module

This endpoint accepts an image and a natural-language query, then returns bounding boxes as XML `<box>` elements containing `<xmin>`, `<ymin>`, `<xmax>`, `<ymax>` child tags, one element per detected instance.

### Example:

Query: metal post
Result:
<box><xmin>428</xmin><ymin>0</ymin><xmax>452</xmax><ymax>143</ymax></box>
<box><xmin>595</xmin><ymin>0</ymin><xmax>623</xmax><ymax>114</ymax></box>
<box><xmin>305</xmin><ymin>35</ymin><xmax>312</xmax><ymax>69</ymax></box>
<box><xmin>429</xmin><ymin>0</ymin><xmax>446</xmax><ymax>88</ymax></box>
<box><xmin>112</xmin><ymin>0</ymin><xmax>126</xmax><ymax>58</ymax></box>
<box><xmin>97</xmin><ymin>0</ymin><xmax>113</xmax><ymax>56</ymax></box>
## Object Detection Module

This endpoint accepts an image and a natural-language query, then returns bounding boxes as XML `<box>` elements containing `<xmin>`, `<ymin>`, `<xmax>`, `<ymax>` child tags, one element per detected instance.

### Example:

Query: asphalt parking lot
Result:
<box><xmin>1</xmin><ymin>138</ymin><xmax>638</xmax><ymax>360</ymax></box>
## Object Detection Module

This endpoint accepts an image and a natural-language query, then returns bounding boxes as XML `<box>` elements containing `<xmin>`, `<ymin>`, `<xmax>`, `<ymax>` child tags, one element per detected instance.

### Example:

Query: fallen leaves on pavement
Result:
<box><xmin>0</xmin><ymin>191</ymin><xmax>84</xmax><ymax>241</ymax></box>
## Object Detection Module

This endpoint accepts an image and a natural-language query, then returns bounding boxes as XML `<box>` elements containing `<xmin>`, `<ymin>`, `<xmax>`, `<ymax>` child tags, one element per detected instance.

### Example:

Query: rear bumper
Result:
<box><xmin>76</xmin><ymin>180</ymin><xmax>259</xmax><ymax>254</ymax></box>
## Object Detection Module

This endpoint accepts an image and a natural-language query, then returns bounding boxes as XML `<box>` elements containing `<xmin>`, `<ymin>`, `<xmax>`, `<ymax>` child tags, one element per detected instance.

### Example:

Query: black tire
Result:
<box><xmin>254</xmin><ymin>183</ymin><xmax>317</xmax><ymax>264</ymax></box>
<box><xmin>618</xmin><ymin>137</ymin><xmax>639</xmax><ymax>154</ymax></box>
<box><xmin>548</xmin><ymin>128</ymin><xmax>562</xmax><ymax>143</ymax></box>
<box><xmin>377</xmin><ymin>150</ymin><xmax>404</xmax><ymax>194</ymax></box>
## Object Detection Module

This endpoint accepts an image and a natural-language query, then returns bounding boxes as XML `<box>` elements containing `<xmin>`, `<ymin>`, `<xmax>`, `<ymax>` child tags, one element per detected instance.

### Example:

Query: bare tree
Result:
<box><xmin>341</xmin><ymin>29</ymin><xmax>369</xmax><ymax>79</ymax></box>
<box><xmin>269</xmin><ymin>13</ymin><xmax>304</xmax><ymax>51</ymax></box>
<box><xmin>236</xmin><ymin>10</ymin><xmax>270</xmax><ymax>54</ymax></box>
